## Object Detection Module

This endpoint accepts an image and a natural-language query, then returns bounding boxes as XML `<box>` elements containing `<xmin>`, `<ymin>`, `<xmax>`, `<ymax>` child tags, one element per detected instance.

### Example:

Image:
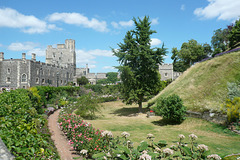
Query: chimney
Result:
<box><xmin>0</xmin><ymin>52</ymin><xmax>4</xmax><ymax>61</ymax></box>
<box><xmin>32</xmin><ymin>53</ymin><xmax>36</xmax><ymax>61</ymax></box>
<box><xmin>22</xmin><ymin>53</ymin><xmax>26</xmax><ymax>60</ymax></box>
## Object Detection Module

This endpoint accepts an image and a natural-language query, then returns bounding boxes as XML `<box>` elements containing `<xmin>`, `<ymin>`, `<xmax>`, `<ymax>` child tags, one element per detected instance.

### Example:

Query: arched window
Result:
<box><xmin>36</xmin><ymin>78</ymin><xmax>39</xmax><ymax>83</ymax></box>
<box><xmin>7</xmin><ymin>68</ymin><xmax>11</xmax><ymax>74</ymax></box>
<box><xmin>21</xmin><ymin>74</ymin><xmax>27</xmax><ymax>82</ymax></box>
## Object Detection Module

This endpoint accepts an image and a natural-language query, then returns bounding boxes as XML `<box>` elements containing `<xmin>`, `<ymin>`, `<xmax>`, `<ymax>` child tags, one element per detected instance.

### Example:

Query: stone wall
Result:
<box><xmin>0</xmin><ymin>138</ymin><xmax>15</xmax><ymax>160</ymax></box>
<box><xmin>187</xmin><ymin>110</ymin><xmax>227</xmax><ymax>124</ymax></box>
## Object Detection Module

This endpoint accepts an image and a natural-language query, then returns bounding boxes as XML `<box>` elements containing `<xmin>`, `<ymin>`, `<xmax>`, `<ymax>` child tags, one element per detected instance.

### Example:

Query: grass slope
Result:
<box><xmin>148</xmin><ymin>51</ymin><xmax>240</xmax><ymax>112</ymax></box>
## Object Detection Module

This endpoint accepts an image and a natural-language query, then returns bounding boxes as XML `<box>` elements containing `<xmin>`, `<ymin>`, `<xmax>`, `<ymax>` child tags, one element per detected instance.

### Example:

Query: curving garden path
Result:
<box><xmin>48</xmin><ymin>110</ymin><xmax>82</xmax><ymax>160</ymax></box>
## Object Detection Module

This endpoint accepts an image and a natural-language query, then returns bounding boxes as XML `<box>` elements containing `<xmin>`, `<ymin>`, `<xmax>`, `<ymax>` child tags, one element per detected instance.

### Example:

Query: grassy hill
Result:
<box><xmin>148</xmin><ymin>51</ymin><xmax>240</xmax><ymax>112</ymax></box>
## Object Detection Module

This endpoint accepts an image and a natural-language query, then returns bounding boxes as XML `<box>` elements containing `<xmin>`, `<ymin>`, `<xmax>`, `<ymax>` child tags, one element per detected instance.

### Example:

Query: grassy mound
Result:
<box><xmin>148</xmin><ymin>51</ymin><xmax>240</xmax><ymax>112</ymax></box>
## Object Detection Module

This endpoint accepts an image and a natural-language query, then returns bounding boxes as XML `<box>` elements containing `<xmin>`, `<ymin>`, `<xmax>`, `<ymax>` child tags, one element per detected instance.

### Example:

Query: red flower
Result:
<box><xmin>150</xmin><ymin>110</ymin><xmax>154</xmax><ymax>113</ymax></box>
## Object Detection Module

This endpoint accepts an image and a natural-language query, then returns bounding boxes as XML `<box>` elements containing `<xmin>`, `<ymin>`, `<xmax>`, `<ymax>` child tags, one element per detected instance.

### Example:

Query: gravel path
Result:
<box><xmin>48</xmin><ymin>109</ymin><xmax>82</xmax><ymax>160</ymax></box>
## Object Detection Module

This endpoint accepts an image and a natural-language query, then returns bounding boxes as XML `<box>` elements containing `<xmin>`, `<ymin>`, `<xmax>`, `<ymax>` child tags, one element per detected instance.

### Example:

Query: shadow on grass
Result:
<box><xmin>151</xmin><ymin>119</ymin><xmax>181</xmax><ymax>126</ymax></box>
<box><xmin>111</xmin><ymin>107</ymin><xmax>149</xmax><ymax>117</ymax></box>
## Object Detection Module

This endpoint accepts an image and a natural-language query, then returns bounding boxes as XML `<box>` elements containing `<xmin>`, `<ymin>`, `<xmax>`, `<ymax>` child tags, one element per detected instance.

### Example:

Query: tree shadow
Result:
<box><xmin>110</xmin><ymin>107</ymin><xmax>149</xmax><ymax>117</ymax></box>
<box><xmin>151</xmin><ymin>119</ymin><xmax>180</xmax><ymax>126</ymax></box>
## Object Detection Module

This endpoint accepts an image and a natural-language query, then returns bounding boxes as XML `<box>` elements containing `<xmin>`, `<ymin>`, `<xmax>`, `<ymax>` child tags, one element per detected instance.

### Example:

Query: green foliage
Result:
<box><xmin>97</xmin><ymin>72</ymin><xmax>120</xmax><ymax>84</ymax></box>
<box><xmin>211</xmin><ymin>28</ymin><xmax>229</xmax><ymax>53</ymax></box>
<box><xmin>63</xmin><ymin>93</ymin><xmax>102</xmax><ymax>120</ymax></box>
<box><xmin>113</xmin><ymin>16</ymin><xmax>166</xmax><ymax>112</ymax></box>
<box><xmin>227</xmin><ymin>81</ymin><xmax>240</xmax><ymax>100</ymax></box>
<box><xmin>77</xmin><ymin>76</ymin><xmax>89</xmax><ymax>86</ymax></box>
<box><xmin>222</xmin><ymin>97</ymin><xmax>240</xmax><ymax>123</ymax></box>
<box><xmin>228</xmin><ymin>18</ymin><xmax>240</xmax><ymax>49</ymax></box>
<box><xmin>0</xmin><ymin>89</ymin><xmax>59</xmax><ymax>159</ymax></box>
<box><xmin>85</xmin><ymin>84</ymin><xmax>103</xmax><ymax>93</ymax></box>
<box><xmin>171</xmin><ymin>40</ymin><xmax>209</xmax><ymax>72</ymax></box>
<box><xmin>154</xmin><ymin>94</ymin><xmax>187</xmax><ymax>124</ymax></box>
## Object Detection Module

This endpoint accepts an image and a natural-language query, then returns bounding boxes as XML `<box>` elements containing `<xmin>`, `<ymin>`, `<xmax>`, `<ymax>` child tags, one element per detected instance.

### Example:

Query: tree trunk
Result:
<box><xmin>138</xmin><ymin>101</ymin><xmax>142</xmax><ymax>113</ymax></box>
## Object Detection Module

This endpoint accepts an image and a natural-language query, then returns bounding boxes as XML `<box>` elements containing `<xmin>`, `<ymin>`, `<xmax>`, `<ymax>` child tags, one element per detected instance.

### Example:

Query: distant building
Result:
<box><xmin>76</xmin><ymin>64</ymin><xmax>107</xmax><ymax>84</ymax></box>
<box><xmin>159</xmin><ymin>63</ymin><xmax>182</xmax><ymax>81</ymax></box>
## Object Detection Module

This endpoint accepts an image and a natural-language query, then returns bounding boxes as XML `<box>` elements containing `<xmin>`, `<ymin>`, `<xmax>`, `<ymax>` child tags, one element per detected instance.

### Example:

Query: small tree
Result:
<box><xmin>113</xmin><ymin>16</ymin><xmax>166</xmax><ymax>112</ymax></box>
<box><xmin>77</xmin><ymin>76</ymin><xmax>89</xmax><ymax>86</ymax></box>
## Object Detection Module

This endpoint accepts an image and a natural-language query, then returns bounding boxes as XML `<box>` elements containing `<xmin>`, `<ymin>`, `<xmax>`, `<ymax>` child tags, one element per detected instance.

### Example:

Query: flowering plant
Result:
<box><xmin>59</xmin><ymin>113</ymin><xmax>221</xmax><ymax>159</ymax></box>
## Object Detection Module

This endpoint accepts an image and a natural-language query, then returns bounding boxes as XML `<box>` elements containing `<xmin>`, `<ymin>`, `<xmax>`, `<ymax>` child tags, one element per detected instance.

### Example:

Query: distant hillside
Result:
<box><xmin>148</xmin><ymin>51</ymin><xmax>240</xmax><ymax>112</ymax></box>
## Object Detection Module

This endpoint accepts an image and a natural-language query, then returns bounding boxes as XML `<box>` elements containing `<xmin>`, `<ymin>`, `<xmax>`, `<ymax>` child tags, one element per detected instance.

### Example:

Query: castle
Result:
<box><xmin>0</xmin><ymin>39</ymin><xmax>180</xmax><ymax>90</ymax></box>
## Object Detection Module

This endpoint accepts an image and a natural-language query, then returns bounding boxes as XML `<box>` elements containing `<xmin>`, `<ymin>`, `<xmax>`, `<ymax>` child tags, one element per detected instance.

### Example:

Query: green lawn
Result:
<box><xmin>87</xmin><ymin>101</ymin><xmax>240</xmax><ymax>158</ymax></box>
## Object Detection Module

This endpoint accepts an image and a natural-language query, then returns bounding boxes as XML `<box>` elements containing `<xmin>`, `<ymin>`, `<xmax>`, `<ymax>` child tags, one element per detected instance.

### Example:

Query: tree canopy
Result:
<box><xmin>113</xmin><ymin>16</ymin><xmax>166</xmax><ymax>112</ymax></box>
<box><xmin>228</xmin><ymin>19</ymin><xmax>240</xmax><ymax>49</ymax></box>
<box><xmin>97</xmin><ymin>72</ymin><xmax>119</xmax><ymax>84</ymax></box>
<box><xmin>77</xmin><ymin>76</ymin><xmax>89</xmax><ymax>86</ymax></box>
<box><xmin>171</xmin><ymin>39</ymin><xmax>208</xmax><ymax>72</ymax></box>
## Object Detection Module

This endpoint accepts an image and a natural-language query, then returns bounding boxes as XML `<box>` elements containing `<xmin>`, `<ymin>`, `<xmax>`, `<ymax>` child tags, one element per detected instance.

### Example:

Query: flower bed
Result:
<box><xmin>58</xmin><ymin>113</ymin><xmax>224</xmax><ymax>159</ymax></box>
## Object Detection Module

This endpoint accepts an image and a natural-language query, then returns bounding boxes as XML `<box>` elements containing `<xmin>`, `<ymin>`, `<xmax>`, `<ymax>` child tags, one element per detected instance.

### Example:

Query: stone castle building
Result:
<box><xmin>0</xmin><ymin>39</ymin><xmax>180</xmax><ymax>90</ymax></box>
<box><xmin>159</xmin><ymin>63</ymin><xmax>182</xmax><ymax>81</ymax></box>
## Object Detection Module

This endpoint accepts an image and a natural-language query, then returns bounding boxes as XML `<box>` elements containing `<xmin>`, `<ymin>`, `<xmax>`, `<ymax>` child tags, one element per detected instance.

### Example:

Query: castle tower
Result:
<box><xmin>45</xmin><ymin>39</ymin><xmax>76</xmax><ymax>75</ymax></box>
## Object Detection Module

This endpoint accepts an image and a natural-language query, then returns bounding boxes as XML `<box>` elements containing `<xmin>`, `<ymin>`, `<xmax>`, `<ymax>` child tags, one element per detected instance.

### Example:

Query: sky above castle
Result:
<box><xmin>1</xmin><ymin>0</ymin><xmax>240</xmax><ymax>73</ymax></box>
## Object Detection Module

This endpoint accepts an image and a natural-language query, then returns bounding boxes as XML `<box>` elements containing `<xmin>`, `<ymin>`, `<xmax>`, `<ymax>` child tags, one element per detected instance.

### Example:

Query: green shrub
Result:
<box><xmin>222</xmin><ymin>97</ymin><xmax>240</xmax><ymax>123</ymax></box>
<box><xmin>0</xmin><ymin>89</ymin><xmax>59</xmax><ymax>159</ymax></box>
<box><xmin>227</xmin><ymin>81</ymin><xmax>240</xmax><ymax>100</ymax></box>
<box><xmin>154</xmin><ymin>94</ymin><xmax>187</xmax><ymax>124</ymax></box>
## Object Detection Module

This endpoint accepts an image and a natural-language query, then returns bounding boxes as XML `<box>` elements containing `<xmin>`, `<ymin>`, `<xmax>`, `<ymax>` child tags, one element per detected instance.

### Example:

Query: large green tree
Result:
<box><xmin>228</xmin><ymin>18</ymin><xmax>240</xmax><ymax>49</ymax></box>
<box><xmin>211</xmin><ymin>28</ymin><xmax>229</xmax><ymax>55</ymax></box>
<box><xmin>113</xmin><ymin>16</ymin><xmax>166</xmax><ymax>112</ymax></box>
<box><xmin>171</xmin><ymin>39</ymin><xmax>208</xmax><ymax>72</ymax></box>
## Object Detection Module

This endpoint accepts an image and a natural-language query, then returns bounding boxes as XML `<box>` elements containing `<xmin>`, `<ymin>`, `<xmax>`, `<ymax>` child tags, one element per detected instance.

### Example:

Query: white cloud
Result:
<box><xmin>151</xmin><ymin>18</ymin><xmax>159</xmax><ymax>25</ymax></box>
<box><xmin>111</xmin><ymin>20</ymin><xmax>133</xmax><ymax>29</ymax></box>
<box><xmin>47</xmin><ymin>12</ymin><xmax>108</xmax><ymax>32</ymax></box>
<box><xmin>27</xmin><ymin>48</ymin><xmax>46</xmax><ymax>57</ymax></box>
<box><xmin>119</xmin><ymin>20</ymin><xmax>134</xmax><ymax>27</ymax></box>
<box><xmin>103</xmin><ymin>66</ymin><xmax>115</xmax><ymax>70</ymax></box>
<box><xmin>76</xmin><ymin>49</ymin><xmax>113</xmax><ymax>67</ymax></box>
<box><xmin>7</xmin><ymin>42</ymin><xmax>46</xmax><ymax>57</ymax></box>
<box><xmin>150</xmin><ymin>38</ymin><xmax>162</xmax><ymax>46</ymax></box>
<box><xmin>111</xmin><ymin>21</ymin><xmax>119</xmax><ymax>29</ymax></box>
<box><xmin>8</xmin><ymin>42</ymin><xmax>39</xmax><ymax>51</ymax></box>
<box><xmin>194</xmin><ymin>0</ymin><xmax>240</xmax><ymax>21</ymax></box>
<box><xmin>0</xmin><ymin>8</ymin><xmax>56</xmax><ymax>33</ymax></box>
<box><xmin>181</xmin><ymin>4</ymin><xmax>185</xmax><ymax>11</ymax></box>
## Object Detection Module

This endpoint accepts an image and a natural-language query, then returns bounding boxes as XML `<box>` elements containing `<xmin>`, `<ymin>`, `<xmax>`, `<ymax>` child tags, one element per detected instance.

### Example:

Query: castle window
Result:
<box><xmin>21</xmin><ymin>74</ymin><xmax>27</xmax><ymax>82</ymax></box>
<box><xmin>53</xmin><ymin>53</ymin><xmax>55</xmax><ymax>57</ymax></box>
<box><xmin>164</xmin><ymin>73</ymin><xmax>168</xmax><ymax>77</ymax></box>
<box><xmin>22</xmin><ymin>86</ymin><xmax>26</xmax><ymax>89</ymax></box>
<box><xmin>37</xmin><ymin>69</ymin><xmax>39</xmax><ymax>75</ymax></box>
<box><xmin>42</xmin><ymin>79</ymin><xmax>45</xmax><ymax>84</ymax></box>
<box><xmin>36</xmin><ymin>78</ymin><xmax>39</xmax><ymax>83</ymax></box>
<box><xmin>7</xmin><ymin>68</ymin><xmax>11</xmax><ymax>74</ymax></box>
<box><xmin>59</xmin><ymin>57</ymin><xmax>61</xmax><ymax>60</ymax></box>
<box><xmin>6</xmin><ymin>77</ymin><xmax>11</xmax><ymax>82</ymax></box>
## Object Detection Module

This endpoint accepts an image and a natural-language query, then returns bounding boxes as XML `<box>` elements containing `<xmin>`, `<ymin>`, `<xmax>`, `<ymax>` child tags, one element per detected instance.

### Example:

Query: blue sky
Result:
<box><xmin>1</xmin><ymin>0</ymin><xmax>240</xmax><ymax>73</ymax></box>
